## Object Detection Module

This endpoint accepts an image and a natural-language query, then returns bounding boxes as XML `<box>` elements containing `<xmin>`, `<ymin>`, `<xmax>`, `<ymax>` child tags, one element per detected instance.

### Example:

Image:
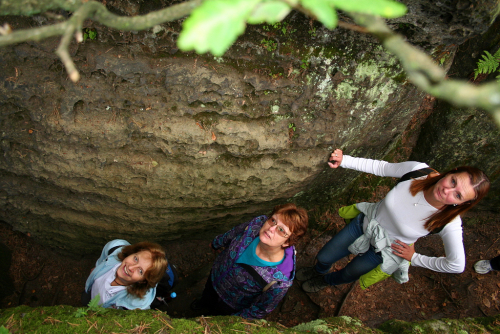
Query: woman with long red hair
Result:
<box><xmin>299</xmin><ymin>149</ymin><xmax>490</xmax><ymax>293</ymax></box>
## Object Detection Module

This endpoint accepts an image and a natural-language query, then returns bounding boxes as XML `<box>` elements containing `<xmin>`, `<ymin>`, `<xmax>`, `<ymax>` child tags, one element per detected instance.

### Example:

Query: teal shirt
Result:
<box><xmin>236</xmin><ymin>237</ymin><xmax>284</xmax><ymax>266</ymax></box>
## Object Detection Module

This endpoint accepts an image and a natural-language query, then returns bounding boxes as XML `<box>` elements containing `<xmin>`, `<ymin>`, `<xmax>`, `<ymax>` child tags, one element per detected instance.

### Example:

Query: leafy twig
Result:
<box><xmin>74</xmin><ymin>294</ymin><xmax>108</xmax><ymax>318</ymax></box>
<box><xmin>0</xmin><ymin>0</ymin><xmax>203</xmax><ymax>82</ymax></box>
<box><xmin>349</xmin><ymin>13</ymin><xmax>500</xmax><ymax>126</ymax></box>
<box><xmin>474</xmin><ymin>49</ymin><xmax>500</xmax><ymax>80</ymax></box>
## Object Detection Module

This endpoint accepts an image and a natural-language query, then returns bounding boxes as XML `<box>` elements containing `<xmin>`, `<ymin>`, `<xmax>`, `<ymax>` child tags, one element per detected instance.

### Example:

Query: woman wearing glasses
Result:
<box><xmin>191</xmin><ymin>203</ymin><xmax>308</xmax><ymax>319</ymax></box>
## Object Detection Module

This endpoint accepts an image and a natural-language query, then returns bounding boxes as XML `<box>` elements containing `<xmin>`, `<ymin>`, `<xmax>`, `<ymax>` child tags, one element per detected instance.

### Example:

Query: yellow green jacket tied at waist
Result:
<box><xmin>339</xmin><ymin>203</ymin><xmax>410</xmax><ymax>290</ymax></box>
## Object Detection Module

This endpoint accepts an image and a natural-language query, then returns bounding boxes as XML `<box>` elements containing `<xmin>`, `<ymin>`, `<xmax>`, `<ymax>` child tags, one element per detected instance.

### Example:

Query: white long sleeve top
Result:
<box><xmin>340</xmin><ymin>155</ymin><xmax>465</xmax><ymax>273</ymax></box>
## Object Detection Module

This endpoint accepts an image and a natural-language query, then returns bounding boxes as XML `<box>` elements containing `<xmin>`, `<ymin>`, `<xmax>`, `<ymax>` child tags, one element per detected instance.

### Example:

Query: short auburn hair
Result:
<box><xmin>270</xmin><ymin>203</ymin><xmax>308</xmax><ymax>247</ymax></box>
<box><xmin>118</xmin><ymin>242</ymin><xmax>168</xmax><ymax>299</ymax></box>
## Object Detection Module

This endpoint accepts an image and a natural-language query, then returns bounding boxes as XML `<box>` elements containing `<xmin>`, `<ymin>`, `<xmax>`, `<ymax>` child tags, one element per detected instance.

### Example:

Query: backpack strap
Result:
<box><xmin>107</xmin><ymin>245</ymin><xmax>123</xmax><ymax>256</ymax></box>
<box><xmin>238</xmin><ymin>263</ymin><xmax>277</xmax><ymax>292</ymax></box>
<box><xmin>429</xmin><ymin>226</ymin><xmax>444</xmax><ymax>234</ymax></box>
<box><xmin>397</xmin><ymin>167</ymin><xmax>435</xmax><ymax>184</ymax></box>
<box><xmin>164</xmin><ymin>262</ymin><xmax>178</xmax><ymax>289</ymax></box>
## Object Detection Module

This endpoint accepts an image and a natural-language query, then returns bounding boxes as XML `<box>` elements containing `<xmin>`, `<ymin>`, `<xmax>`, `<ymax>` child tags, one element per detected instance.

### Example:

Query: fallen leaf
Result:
<box><xmin>484</xmin><ymin>298</ymin><xmax>491</xmax><ymax>308</ymax></box>
<box><xmin>212</xmin><ymin>132</ymin><xmax>216</xmax><ymax>141</ymax></box>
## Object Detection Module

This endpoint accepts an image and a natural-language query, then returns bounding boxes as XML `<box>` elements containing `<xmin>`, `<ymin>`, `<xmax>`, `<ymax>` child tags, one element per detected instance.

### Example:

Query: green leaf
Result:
<box><xmin>89</xmin><ymin>30</ymin><xmax>97</xmax><ymax>40</ymax></box>
<box><xmin>178</xmin><ymin>0</ymin><xmax>262</xmax><ymax>56</ymax></box>
<box><xmin>301</xmin><ymin>0</ymin><xmax>338</xmax><ymax>29</ymax></box>
<box><xmin>74</xmin><ymin>308</ymin><xmax>87</xmax><ymax>318</ymax></box>
<box><xmin>494</xmin><ymin>48</ymin><xmax>500</xmax><ymax>59</ymax></box>
<box><xmin>331</xmin><ymin>0</ymin><xmax>407</xmax><ymax>18</ymax></box>
<box><xmin>97</xmin><ymin>307</ymin><xmax>109</xmax><ymax>315</ymax></box>
<box><xmin>474</xmin><ymin>50</ymin><xmax>500</xmax><ymax>79</ymax></box>
<box><xmin>88</xmin><ymin>294</ymin><xmax>101</xmax><ymax>310</ymax></box>
<box><xmin>247</xmin><ymin>1</ymin><xmax>292</xmax><ymax>24</ymax></box>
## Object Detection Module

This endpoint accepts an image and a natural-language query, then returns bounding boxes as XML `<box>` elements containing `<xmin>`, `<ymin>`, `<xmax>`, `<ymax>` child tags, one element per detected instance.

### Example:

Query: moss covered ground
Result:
<box><xmin>1</xmin><ymin>305</ymin><xmax>500</xmax><ymax>333</ymax></box>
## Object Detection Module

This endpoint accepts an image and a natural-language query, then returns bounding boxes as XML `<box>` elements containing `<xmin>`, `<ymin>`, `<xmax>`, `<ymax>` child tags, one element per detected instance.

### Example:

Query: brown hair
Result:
<box><xmin>409</xmin><ymin>166</ymin><xmax>490</xmax><ymax>232</ymax></box>
<box><xmin>271</xmin><ymin>203</ymin><xmax>308</xmax><ymax>247</ymax></box>
<box><xmin>117</xmin><ymin>242</ymin><xmax>168</xmax><ymax>299</ymax></box>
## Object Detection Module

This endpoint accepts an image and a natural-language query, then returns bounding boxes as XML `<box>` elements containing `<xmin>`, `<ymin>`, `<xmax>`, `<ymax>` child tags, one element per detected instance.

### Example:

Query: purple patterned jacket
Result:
<box><xmin>210</xmin><ymin>215</ymin><xmax>296</xmax><ymax>319</ymax></box>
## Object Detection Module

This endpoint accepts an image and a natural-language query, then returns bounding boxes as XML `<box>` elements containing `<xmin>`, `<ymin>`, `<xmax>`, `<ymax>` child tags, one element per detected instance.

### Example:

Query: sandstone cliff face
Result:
<box><xmin>0</xmin><ymin>0</ymin><xmax>498</xmax><ymax>253</ymax></box>
<box><xmin>409</xmin><ymin>16</ymin><xmax>500</xmax><ymax>210</ymax></box>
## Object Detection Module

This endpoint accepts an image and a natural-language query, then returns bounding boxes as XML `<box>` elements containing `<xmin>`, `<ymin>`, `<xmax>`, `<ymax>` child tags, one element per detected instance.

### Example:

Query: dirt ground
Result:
<box><xmin>1</xmin><ymin>209</ymin><xmax>500</xmax><ymax>329</ymax></box>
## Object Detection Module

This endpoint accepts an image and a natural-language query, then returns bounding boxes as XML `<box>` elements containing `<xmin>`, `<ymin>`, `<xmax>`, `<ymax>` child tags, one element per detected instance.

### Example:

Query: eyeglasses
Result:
<box><xmin>266</xmin><ymin>218</ymin><xmax>289</xmax><ymax>238</ymax></box>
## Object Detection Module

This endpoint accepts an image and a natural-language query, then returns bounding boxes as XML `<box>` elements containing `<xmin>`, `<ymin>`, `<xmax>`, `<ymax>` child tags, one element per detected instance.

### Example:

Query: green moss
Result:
<box><xmin>302</xmin><ymin>111</ymin><xmax>316</xmax><ymax>123</ymax></box>
<box><xmin>379</xmin><ymin>316</ymin><xmax>500</xmax><ymax>334</ymax></box>
<box><xmin>213</xmin><ymin>56</ymin><xmax>224</xmax><ymax>63</ymax></box>
<box><xmin>261</xmin><ymin>39</ymin><xmax>278</xmax><ymax>52</ymax></box>
<box><xmin>292</xmin><ymin>319</ymin><xmax>332</xmax><ymax>333</ymax></box>
<box><xmin>272</xmin><ymin>113</ymin><xmax>294</xmax><ymax>122</ymax></box>
<box><xmin>2</xmin><ymin>305</ymin><xmax>500</xmax><ymax>333</ymax></box>
<box><xmin>301</xmin><ymin>44</ymin><xmax>404</xmax><ymax>108</ymax></box>
<box><xmin>335</xmin><ymin>80</ymin><xmax>358</xmax><ymax>100</ymax></box>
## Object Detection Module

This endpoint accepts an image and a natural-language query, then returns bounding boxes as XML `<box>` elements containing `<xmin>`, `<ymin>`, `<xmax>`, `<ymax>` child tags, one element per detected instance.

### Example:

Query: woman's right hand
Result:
<box><xmin>328</xmin><ymin>149</ymin><xmax>343</xmax><ymax>168</ymax></box>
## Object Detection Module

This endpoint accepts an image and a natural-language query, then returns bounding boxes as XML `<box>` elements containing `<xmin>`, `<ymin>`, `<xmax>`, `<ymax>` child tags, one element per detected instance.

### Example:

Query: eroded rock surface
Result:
<box><xmin>0</xmin><ymin>1</ymin><xmax>498</xmax><ymax>253</ymax></box>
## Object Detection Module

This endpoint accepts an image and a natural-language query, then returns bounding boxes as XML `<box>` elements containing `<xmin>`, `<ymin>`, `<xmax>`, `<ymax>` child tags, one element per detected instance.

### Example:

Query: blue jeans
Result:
<box><xmin>491</xmin><ymin>255</ymin><xmax>500</xmax><ymax>271</ymax></box>
<box><xmin>314</xmin><ymin>213</ymin><xmax>382</xmax><ymax>286</ymax></box>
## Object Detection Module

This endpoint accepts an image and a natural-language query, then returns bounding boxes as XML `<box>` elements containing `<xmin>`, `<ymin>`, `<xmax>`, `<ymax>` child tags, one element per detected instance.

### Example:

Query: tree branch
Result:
<box><xmin>55</xmin><ymin>22</ymin><xmax>78</xmax><ymax>81</ymax></box>
<box><xmin>1</xmin><ymin>0</ymin><xmax>499</xmax><ymax>126</ymax></box>
<box><xmin>0</xmin><ymin>0</ymin><xmax>83</xmax><ymax>16</ymax></box>
<box><xmin>350</xmin><ymin>13</ymin><xmax>500</xmax><ymax>126</ymax></box>
<box><xmin>0</xmin><ymin>22</ymin><xmax>67</xmax><ymax>46</ymax></box>
<box><xmin>0</xmin><ymin>0</ymin><xmax>203</xmax><ymax>82</ymax></box>
<box><xmin>92</xmin><ymin>0</ymin><xmax>203</xmax><ymax>31</ymax></box>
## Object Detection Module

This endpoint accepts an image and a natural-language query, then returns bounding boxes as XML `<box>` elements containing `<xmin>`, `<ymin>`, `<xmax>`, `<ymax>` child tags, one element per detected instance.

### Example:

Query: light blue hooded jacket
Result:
<box><xmin>84</xmin><ymin>239</ymin><xmax>156</xmax><ymax>310</ymax></box>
